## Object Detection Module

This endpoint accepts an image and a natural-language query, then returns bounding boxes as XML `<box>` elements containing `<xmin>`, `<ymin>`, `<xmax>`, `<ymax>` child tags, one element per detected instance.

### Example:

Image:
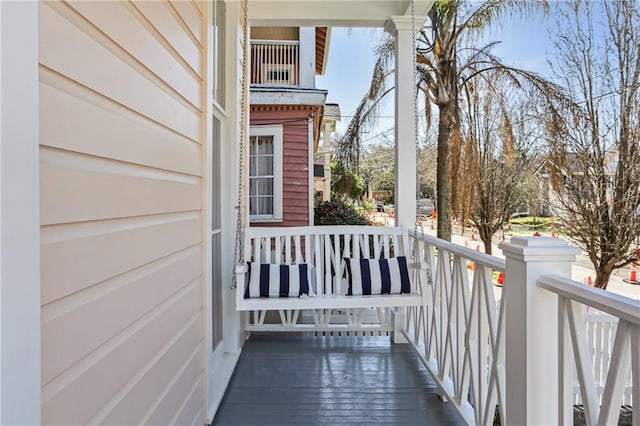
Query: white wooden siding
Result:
<box><xmin>39</xmin><ymin>1</ymin><xmax>206</xmax><ymax>424</ymax></box>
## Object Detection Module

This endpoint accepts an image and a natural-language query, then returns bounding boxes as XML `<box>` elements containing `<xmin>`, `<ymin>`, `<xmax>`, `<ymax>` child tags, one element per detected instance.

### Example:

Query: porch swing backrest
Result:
<box><xmin>235</xmin><ymin>225</ymin><xmax>424</xmax><ymax>311</ymax></box>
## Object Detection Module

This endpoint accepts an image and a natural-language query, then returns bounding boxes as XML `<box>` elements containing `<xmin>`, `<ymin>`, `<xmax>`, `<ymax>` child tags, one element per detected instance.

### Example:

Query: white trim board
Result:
<box><xmin>0</xmin><ymin>2</ymin><xmax>41</xmax><ymax>424</ymax></box>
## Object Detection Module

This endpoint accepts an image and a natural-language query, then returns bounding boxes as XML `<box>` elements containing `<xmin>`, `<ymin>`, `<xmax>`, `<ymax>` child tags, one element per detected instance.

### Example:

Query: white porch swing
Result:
<box><xmin>232</xmin><ymin>0</ymin><xmax>428</xmax><ymax>333</ymax></box>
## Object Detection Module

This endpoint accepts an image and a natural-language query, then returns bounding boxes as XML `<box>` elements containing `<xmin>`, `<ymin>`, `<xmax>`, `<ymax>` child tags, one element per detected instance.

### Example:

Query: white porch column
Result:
<box><xmin>499</xmin><ymin>237</ymin><xmax>580</xmax><ymax>425</ymax></box>
<box><xmin>298</xmin><ymin>27</ymin><xmax>316</xmax><ymax>89</ymax></box>
<box><xmin>321</xmin><ymin>121</ymin><xmax>331</xmax><ymax>202</ymax></box>
<box><xmin>385</xmin><ymin>16</ymin><xmax>417</xmax><ymax>228</ymax></box>
<box><xmin>0</xmin><ymin>1</ymin><xmax>41</xmax><ymax>424</ymax></box>
<box><xmin>222</xmin><ymin>0</ymin><xmax>245</xmax><ymax>356</ymax></box>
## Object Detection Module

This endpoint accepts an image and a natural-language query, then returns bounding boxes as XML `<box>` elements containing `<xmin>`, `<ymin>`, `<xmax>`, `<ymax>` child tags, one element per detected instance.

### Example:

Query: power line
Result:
<box><xmin>338</xmin><ymin>115</ymin><xmax>395</xmax><ymax>119</ymax></box>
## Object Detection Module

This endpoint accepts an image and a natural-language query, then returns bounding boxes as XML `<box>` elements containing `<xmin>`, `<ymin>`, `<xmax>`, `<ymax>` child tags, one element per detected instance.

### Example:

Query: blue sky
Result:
<box><xmin>317</xmin><ymin>12</ymin><xmax>555</xmax><ymax>138</ymax></box>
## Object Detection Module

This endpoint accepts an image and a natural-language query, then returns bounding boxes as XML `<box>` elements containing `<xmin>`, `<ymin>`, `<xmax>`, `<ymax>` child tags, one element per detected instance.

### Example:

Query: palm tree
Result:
<box><xmin>337</xmin><ymin>0</ymin><xmax>566</xmax><ymax>241</ymax></box>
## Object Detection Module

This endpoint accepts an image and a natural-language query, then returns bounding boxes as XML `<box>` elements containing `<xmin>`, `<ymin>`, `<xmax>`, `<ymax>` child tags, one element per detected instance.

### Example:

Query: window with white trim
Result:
<box><xmin>249</xmin><ymin>125</ymin><xmax>283</xmax><ymax>221</ymax></box>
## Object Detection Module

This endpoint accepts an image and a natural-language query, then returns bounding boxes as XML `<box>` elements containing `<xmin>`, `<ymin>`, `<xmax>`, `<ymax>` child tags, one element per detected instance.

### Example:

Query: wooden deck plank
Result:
<box><xmin>213</xmin><ymin>335</ymin><xmax>464</xmax><ymax>425</ymax></box>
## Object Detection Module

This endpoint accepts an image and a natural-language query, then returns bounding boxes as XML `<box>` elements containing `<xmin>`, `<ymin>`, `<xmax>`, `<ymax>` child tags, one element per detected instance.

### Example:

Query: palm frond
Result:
<box><xmin>458</xmin><ymin>0</ymin><xmax>549</xmax><ymax>37</ymax></box>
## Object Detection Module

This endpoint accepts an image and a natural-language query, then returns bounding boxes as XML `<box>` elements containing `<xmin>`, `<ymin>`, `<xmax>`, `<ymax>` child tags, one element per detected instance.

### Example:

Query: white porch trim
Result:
<box><xmin>248</xmin><ymin>0</ymin><xmax>435</xmax><ymax>27</ymax></box>
<box><xmin>249</xmin><ymin>87</ymin><xmax>327</xmax><ymax>106</ymax></box>
<box><xmin>0</xmin><ymin>2</ymin><xmax>41</xmax><ymax>424</ymax></box>
<box><xmin>308</xmin><ymin>116</ymin><xmax>314</xmax><ymax>225</ymax></box>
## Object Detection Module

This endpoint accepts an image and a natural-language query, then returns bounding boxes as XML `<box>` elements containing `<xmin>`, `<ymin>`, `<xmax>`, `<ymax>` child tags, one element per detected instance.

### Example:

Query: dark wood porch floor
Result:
<box><xmin>212</xmin><ymin>335</ymin><xmax>465</xmax><ymax>425</ymax></box>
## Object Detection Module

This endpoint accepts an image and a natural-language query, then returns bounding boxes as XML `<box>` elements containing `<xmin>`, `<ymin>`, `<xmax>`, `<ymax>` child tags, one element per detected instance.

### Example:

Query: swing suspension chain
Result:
<box><xmin>412</xmin><ymin>1</ymin><xmax>424</xmax><ymax>240</ymax></box>
<box><xmin>410</xmin><ymin>0</ymin><xmax>420</xmax><ymax>257</ymax></box>
<box><xmin>409</xmin><ymin>0</ymin><xmax>432</xmax><ymax>287</ymax></box>
<box><xmin>231</xmin><ymin>0</ymin><xmax>250</xmax><ymax>291</ymax></box>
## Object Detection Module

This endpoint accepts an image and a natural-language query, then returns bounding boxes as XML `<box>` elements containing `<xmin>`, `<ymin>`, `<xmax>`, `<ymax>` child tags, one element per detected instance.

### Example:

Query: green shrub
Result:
<box><xmin>314</xmin><ymin>200</ymin><xmax>370</xmax><ymax>225</ymax></box>
<box><xmin>330</xmin><ymin>160</ymin><xmax>364</xmax><ymax>199</ymax></box>
<box><xmin>361</xmin><ymin>198</ymin><xmax>376</xmax><ymax>212</ymax></box>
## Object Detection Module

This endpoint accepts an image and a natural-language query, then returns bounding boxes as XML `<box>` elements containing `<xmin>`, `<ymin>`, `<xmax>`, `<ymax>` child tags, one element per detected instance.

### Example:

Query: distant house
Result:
<box><xmin>249</xmin><ymin>26</ymin><xmax>336</xmax><ymax>226</ymax></box>
<box><xmin>536</xmin><ymin>145</ymin><xmax>621</xmax><ymax>217</ymax></box>
<box><xmin>314</xmin><ymin>103</ymin><xmax>340</xmax><ymax>203</ymax></box>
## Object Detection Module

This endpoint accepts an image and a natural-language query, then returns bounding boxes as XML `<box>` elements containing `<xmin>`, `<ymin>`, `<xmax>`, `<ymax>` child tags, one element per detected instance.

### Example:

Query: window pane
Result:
<box><xmin>257</xmin><ymin>155</ymin><xmax>272</xmax><ymax>175</ymax></box>
<box><xmin>212</xmin><ymin>232</ymin><xmax>222</xmax><ymax>350</ymax></box>
<box><xmin>264</xmin><ymin>197</ymin><xmax>274</xmax><ymax>215</ymax></box>
<box><xmin>211</xmin><ymin>117</ymin><xmax>221</xmax><ymax>229</ymax></box>
<box><xmin>256</xmin><ymin>177</ymin><xmax>273</xmax><ymax>195</ymax></box>
<box><xmin>256</xmin><ymin>196</ymin><xmax>273</xmax><ymax>215</ymax></box>
<box><xmin>248</xmin><ymin>130</ymin><xmax>278</xmax><ymax>219</ymax></box>
<box><xmin>258</xmin><ymin>137</ymin><xmax>273</xmax><ymax>154</ymax></box>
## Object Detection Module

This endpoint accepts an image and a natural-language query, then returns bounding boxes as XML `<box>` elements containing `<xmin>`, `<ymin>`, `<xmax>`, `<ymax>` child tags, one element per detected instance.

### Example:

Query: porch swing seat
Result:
<box><xmin>235</xmin><ymin>225</ymin><xmax>424</xmax><ymax>313</ymax></box>
<box><xmin>232</xmin><ymin>0</ymin><xmax>426</xmax><ymax>328</ymax></box>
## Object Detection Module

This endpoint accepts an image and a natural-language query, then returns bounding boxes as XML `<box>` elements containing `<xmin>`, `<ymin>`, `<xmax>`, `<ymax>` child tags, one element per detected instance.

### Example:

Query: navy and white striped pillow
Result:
<box><xmin>344</xmin><ymin>256</ymin><xmax>411</xmax><ymax>295</ymax></box>
<box><xmin>244</xmin><ymin>263</ymin><xmax>312</xmax><ymax>298</ymax></box>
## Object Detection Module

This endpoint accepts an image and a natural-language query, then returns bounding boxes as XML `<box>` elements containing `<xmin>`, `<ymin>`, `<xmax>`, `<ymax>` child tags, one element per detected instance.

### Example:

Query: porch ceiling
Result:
<box><xmin>248</xmin><ymin>0</ymin><xmax>435</xmax><ymax>27</ymax></box>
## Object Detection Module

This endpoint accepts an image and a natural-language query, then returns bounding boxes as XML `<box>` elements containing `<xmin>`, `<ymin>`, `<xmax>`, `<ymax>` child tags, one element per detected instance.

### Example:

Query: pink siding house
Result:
<box><xmin>249</xmin><ymin>26</ymin><xmax>332</xmax><ymax>227</ymax></box>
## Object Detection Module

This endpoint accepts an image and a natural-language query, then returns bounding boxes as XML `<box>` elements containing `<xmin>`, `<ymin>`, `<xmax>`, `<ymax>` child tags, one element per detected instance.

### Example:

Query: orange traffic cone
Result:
<box><xmin>533</xmin><ymin>231</ymin><xmax>541</xmax><ymax>237</ymax></box>
<box><xmin>496</xmin><ymin>272</ymin><xmax>504</xmax><ymax>286</ymax></box>
<box><xmin>624</xmin><ymin>262</ymin><xmax>639</xmax><ymax>284</ymax></box>
<box><xmin>551</xmin><ymin>229</ymin><xmax>556</xmax><ymax>238</ymax></box>
<box><xmin>586</xmin><ymin>276</ymin><xmax>593</xmax><ymax>286</ymax></box>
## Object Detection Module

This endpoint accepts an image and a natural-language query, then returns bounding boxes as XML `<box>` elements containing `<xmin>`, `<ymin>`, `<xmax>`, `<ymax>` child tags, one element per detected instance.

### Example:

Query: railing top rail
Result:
<box><xmin>250</xmin><ymin>39</ymin><xmax>299</xmax><ymax>45</ymax></box>
<box><xmin>538</xmin><ymin>273</ymin><xmax>640</xmax><ymax>325</ymax></box>
<box><xmin>409</xmin><ymin>230</ymin><xmax>505</xmax><ymax>271</ymax></box>
<box><xmin>247</xmin><ymin>225</ymin><xmax>407</xmax><ymax>238</ymax></box>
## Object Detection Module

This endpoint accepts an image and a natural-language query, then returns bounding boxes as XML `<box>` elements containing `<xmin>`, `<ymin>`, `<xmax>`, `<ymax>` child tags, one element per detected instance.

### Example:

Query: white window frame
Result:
<box><xmin>249</xmin><ymin>124</ymin><xmax>283</xmax><ymax>222</ymax></box>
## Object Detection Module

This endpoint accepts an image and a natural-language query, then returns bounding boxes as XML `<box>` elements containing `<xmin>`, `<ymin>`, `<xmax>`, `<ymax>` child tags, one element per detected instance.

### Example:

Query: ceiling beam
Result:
<box><xmin>246</xmin><ymin>0</ymin><xmax>434</xmax><ymax>27</ymax></box>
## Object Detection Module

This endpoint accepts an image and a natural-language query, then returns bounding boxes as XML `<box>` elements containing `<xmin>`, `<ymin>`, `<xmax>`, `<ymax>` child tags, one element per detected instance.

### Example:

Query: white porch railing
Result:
<box><xmin>406</xmin><ymin>230</ymin><xmax>506</xmax><ymax>425</ymax></box>
<box><xmin>580</xmin><ymin>311</ymin><xmax>634</xmax><ymax>407</ymax></box>
<box><xmin>406</xmin><ymin>231</ymin><xmax>638</xmax><ymax>426</ymax></box>
<box><xmin>250</xmin><ymin>39</ymin><xmax>299</xmax><ymax>86</ymax></box>
<box><xmin>538</xmin><ymin>275</ymin><xmax>638</xmax><ymax>425</ymax></box>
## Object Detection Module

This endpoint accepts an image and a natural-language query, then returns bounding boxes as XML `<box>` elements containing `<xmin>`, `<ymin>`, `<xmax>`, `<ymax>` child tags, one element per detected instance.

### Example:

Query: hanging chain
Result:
<box><xmin>412</xmin><ymin>0</ymin><xmax>422</xmax><ymax>237</ymax></box>
<box><xmin>410</xmin><ymin>0</ymin><xmax>421</xmax><ymax>260</ymax></box>
<box><xmin>409</xmin><ymin>0</ymin><xmax>432</xmax><ymax>288</ymax></box>
<box><xmin>231</xmin><ymin>0</ymin><xmax>250</xmax><ymax>291</ymax></box>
